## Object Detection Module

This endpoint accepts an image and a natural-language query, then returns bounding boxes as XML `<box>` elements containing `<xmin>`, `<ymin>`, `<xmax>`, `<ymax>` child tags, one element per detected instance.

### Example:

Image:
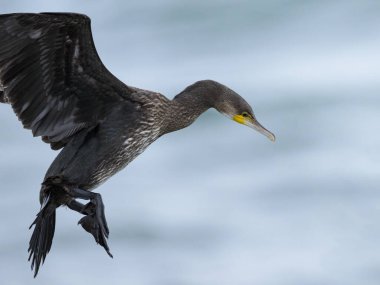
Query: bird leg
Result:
<box><xmin>67</xmin><ymin>199</ymin><xmax>92</xmax><ymax>215</ymax></box>
<box><xmin>66</xmin><ymin>188</ymin><xmax>112</xmax><ymax>257</ymax></box>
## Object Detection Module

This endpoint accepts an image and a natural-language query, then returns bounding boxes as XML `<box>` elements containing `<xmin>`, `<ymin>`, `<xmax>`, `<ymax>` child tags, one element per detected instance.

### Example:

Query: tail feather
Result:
<box><xmin>28</xmin><ymin>197</ymin><xmax>56</xmax><ymax>277</ymax></box>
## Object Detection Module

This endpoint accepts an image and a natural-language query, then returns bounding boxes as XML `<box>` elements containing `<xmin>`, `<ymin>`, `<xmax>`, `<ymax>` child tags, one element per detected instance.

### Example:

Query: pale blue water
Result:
<box><xmin>0</xmin><ymin>1</ymin><xmax>379</xmax><ymax>284</ymax></box>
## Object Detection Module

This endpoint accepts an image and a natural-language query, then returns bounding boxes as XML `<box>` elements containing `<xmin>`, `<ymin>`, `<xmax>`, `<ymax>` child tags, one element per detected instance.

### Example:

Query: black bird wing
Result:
<box><xmin>0</xmin><ymin>13</ymin><xmax>133</xmax><ymax>149</ymax></box>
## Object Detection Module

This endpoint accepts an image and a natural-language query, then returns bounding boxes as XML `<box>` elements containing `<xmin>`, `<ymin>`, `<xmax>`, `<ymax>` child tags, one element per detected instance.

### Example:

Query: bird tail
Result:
<box><xmin>28</xmin><ymin>193</ymin><xmax>57</xmax><ymax>277</ymax></box>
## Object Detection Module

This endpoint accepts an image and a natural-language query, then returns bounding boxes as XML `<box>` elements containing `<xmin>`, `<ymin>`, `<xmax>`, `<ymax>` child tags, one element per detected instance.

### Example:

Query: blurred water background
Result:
<box><xmin>0</xmin><ymin>0</ymin><xmax>379</xmax><ymax>284</ymax></box>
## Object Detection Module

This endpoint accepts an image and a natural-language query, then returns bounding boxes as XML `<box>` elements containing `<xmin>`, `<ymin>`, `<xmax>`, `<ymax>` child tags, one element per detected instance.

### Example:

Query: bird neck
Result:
<box><xmin>164</xmin><ymin>83</ymin><xmax>219</xmax><ymax>134</ymax></box>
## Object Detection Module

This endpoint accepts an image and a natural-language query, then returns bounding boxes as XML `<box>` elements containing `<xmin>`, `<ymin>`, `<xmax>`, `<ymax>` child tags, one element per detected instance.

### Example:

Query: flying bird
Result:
<box><xmin>0</xmin><ymin>12</ymin><xmax>275</xmax><ymax>277</ymax></box>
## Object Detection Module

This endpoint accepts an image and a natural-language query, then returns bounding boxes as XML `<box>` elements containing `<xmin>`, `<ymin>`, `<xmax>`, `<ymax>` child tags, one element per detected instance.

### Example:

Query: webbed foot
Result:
<box><xmin>66</xmin><ymin>189</ymin><xmax>112</xmax><ymax>257</ymax></box>
<box><xmin>78</xmin><ymin>212</ymin><xmax>112</xmax><ymax>257</ymax></box>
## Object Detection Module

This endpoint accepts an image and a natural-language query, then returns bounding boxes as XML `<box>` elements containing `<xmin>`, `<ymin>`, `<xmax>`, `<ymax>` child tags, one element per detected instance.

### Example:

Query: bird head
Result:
<box><xmin>212</xmin><ymin>82</ymin><xmax>276</xmax><ymax>142</ymax></box>
<box><xmin>172</xmin><ymin>80</ymin><xmax>275</xmax><ymax>141</ymax></box>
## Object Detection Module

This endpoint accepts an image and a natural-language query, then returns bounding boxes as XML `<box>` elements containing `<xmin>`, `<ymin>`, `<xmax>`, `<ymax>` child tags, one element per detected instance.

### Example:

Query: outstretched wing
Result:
<box><xmin>0</xmin><ymin>13</ymin><xmax>133</xmax><ymax>149</ymax></box>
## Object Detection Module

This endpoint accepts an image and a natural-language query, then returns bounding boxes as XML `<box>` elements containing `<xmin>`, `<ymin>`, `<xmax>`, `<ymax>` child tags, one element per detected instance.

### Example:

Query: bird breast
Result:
<box><xmin>88</xmin><ymin>124</ymin><xmax>161</xmax><ymax>189</ymax></box>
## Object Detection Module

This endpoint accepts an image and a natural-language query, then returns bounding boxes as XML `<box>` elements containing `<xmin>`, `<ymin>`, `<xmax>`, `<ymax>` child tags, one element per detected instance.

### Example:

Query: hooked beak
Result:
<box><xmin>233</xmin><ymin>114</ymin><xmax>276</xmax><ymax>142</ymax></box>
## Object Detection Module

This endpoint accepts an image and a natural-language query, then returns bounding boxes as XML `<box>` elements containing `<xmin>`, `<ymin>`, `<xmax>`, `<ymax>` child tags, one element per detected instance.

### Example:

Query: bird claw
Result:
<box><xmin>78</xmin><ymin>214</ymin><xmax>113</xmax><ymax>258</ymax></box>
<box><xmin>80</xmin><ymin>197</ymin><xmax>109</xmax><ymax>237</ymax></box>
<box><xmin>65</xmin><ymin>188</ymin><xmax>112</xmax><ymax>257</ymax></box>
<box><xmin>78</xmin><ymin>197</ymin><xmax>111</xmax><ymax>257</ymax></box>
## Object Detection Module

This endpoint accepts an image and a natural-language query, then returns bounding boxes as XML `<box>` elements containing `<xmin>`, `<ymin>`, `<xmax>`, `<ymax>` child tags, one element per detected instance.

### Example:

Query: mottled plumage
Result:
<box><xmin>0</xmin><ymin>13</ymin><xmax>274</xmax><ymax>277</ymax></box>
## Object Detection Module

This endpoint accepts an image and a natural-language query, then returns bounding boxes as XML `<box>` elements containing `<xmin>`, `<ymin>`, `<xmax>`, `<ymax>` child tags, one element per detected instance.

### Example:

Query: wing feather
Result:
<box><xmin>0</xmin><ymin>13</ymin><xmax>133</xmax><ymax>148</ymax></box>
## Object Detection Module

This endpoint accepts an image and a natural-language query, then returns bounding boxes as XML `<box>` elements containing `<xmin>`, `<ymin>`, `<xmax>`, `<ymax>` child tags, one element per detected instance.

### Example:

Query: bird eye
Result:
<box><xmin>242</xmin><ymin>112</ymin><xmax>250</xmax><ymax>118</ymax></box>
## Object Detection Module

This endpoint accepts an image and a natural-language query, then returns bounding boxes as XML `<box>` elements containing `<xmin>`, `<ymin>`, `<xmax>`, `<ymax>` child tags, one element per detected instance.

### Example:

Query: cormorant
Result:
<box><xmin>0</xmin><ymin>13</ymin><xmax>275</xmax><ymax>277</ymax></box>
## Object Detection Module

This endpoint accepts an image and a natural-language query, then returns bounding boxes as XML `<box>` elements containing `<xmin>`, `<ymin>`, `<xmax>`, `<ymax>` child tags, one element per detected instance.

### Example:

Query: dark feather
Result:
<box><xmin>0</xmin><ymin>90</ymin><xmax>6</xmax><ymax>103</ymax></box>
<box><xmin>0</xmin><ymin>13</ymin><xmax>134</xmax><ymax>149</ymax></box>
<box><xmin>28</xmin><ymin>194</ymin><xmax>56</xmax><ymax>278</ymax></box>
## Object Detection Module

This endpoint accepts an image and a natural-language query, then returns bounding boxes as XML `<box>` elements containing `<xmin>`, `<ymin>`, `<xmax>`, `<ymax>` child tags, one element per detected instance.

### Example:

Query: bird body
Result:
<box><xmin>45</xmin><ymin>88</ymin><xmax>164</xmax><ymax>190</ymax></box>
<box><xmin>0</xmin><ymin>12</ymin><xmax>275</xmax><ymax>277</ymax></box>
